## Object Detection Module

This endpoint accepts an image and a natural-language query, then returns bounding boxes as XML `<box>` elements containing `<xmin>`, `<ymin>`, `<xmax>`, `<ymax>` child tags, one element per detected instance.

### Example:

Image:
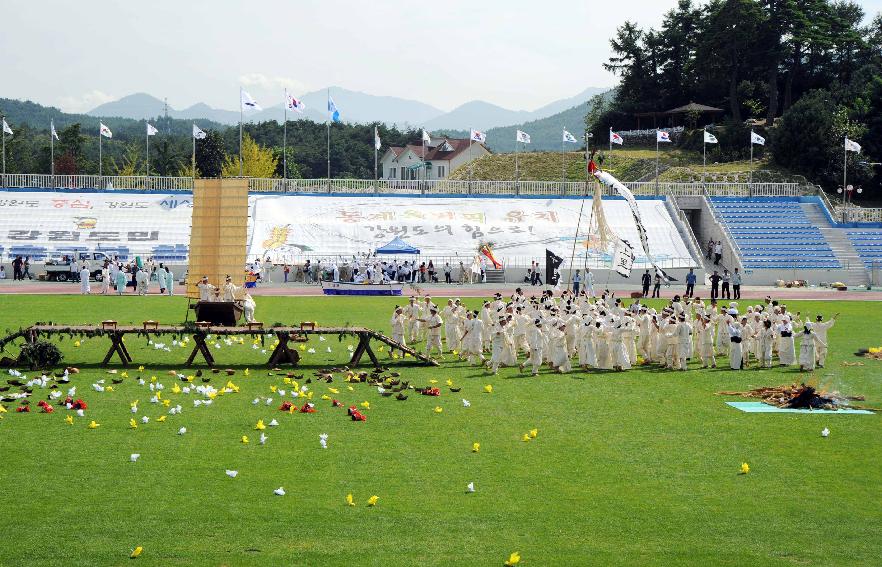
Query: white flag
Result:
<box><xmin>99</xmin><ymin>122</ymin><xmax>113</xmax><ymax>138</ymax></box>
<box><xmin>51</xmin><ymin>120</ymin><xmax>59</xmax><ymax>140</ymax></box>
<box><xmin>470</xmin><ymin>129</ymin><xmax>486</xmax><ymax>143</ymax></box>
<box><xmin>845</xmin><ymin>137</ymin><xmax>861</xmax><ymax>153</ymax></box>
<box><xmin>192</xmin><ymin>124</ymin><xmax>207</xmax><ymax>139</ymax></box>
<box><xmin>146</xmin><ymin>123</ymin><xmax>159</xmax><ymax>136</ymax></box>
<box><xmin>516</xmin><ymin>130</ymin><xmax>531</xmax><ymax>144</ymax></box>
<box><xmin>704</xmin><ymin>130</ymin><xmax>718</xmax><ymax>144</ymax></box>
<box><xmin>610</xmin><ymin>130</ymin><xmax>623</xmax><ymax>145</ymax></box>
<box><xmin>285</xmin><ymin>92</ymin><xmax>305</xmax><ymax>113</ymax></box>
<box><xmin>422</xmin><ymin>129</ymin><xmax>431</xmax><ymax>144</ymax></box>
<box><xmin>657</xmin><ymin>130</ymin><xmax>672</xmax><ymax>143</ymax></box>
<box><xmin>374</xmin><ymin>127</ymin><xmax>381</xmax><ymax>151</ymax></box>
<box><xmin>2</xmin><ymin>119</ymin><xmax>13</xmax><ymax>136</ymax></box>
<box><xmin>241</xmin><ymin>89</ymin><xmax>262</xmax><ymax>112</ymax></box>
<box><xmin>562</xmin><ymin>129</ymin><xmax>578</xmax><ymax>143</ymax></box>
<box><xmin>750</xmin><ymin>131</ymin><xmax>765</xmax><ymax>146</ymax></box>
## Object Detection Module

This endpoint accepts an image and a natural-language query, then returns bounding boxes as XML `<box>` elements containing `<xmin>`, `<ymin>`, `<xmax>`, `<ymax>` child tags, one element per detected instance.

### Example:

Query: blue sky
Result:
<box><xmin>2</xmin><ymin>0</ymin><xmax>880</xmax><ymax>113</ymax></box>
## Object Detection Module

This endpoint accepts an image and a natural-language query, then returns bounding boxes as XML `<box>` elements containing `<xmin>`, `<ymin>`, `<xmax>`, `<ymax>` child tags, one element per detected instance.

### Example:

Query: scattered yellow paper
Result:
<box><xmin>241</xmin><ymin>435</ymin><xmax>250</xmax><ymax>444</ymax></box>
<box><xmin>130</xmin><ymin>546</ymin><xmax>143</xmax><ymax>559</ymax></box>
<box><xmin>472</xmin><ymin>442</ymin><xmax>480</xmax><ymax>453</ymax></box>
<box><xmin>346</xmin><ymin>493</ymin><xmax>355</xmax><ymax>506</ymax></box>
<box><xmin>367</xmin><ymin>495</ymin><xmax>379</xmax><ymax>507</ymax></box>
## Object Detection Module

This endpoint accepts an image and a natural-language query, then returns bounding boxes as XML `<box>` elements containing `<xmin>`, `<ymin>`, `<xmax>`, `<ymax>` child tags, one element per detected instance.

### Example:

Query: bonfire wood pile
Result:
<box><xmin>718</xmin><ymin>382</ymin><xmax>872</xmax><ymax>411</ymax></box>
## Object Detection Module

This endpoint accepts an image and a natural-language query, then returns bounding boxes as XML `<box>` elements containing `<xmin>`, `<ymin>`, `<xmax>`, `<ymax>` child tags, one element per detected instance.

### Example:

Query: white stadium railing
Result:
<box><xmin>0</xmin><ymin>174</ymin><xmax>806</xmax><ymax>197</ymax></box>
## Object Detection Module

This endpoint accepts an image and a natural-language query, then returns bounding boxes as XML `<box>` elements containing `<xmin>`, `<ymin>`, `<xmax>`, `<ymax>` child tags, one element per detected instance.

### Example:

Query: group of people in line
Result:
<box><xmin>389</xmin><ymin>289</ymin><xmax>836</xmax><ymax>375</ymax></box>
<box><xmin>282</xmin><ymin>258</ymin><xmax>487</xmax><ymax>285</ymax></box>
<box><xmin>79</xmin><ymin>259</ymin><xmax>176</xmax><ymax>296</ymax></box>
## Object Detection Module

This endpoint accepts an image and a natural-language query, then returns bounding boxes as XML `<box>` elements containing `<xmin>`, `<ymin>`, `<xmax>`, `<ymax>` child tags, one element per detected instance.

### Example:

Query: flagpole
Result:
<box><xmin>561</xmin><ymin>135</ymin><xmax>565</xmax><ymax>186</ymax></box>
<box><xmin>749</xmin><ymin>133</ymin><xmax>754</xmax><ymax>197</ymax></box>
<box><xmin>1</xmin><ymin>117</ymin><xmax>5</xmax><ymax>187</ymax></box>
<box><xmin>702</xmin><ymin>129</ymin><xmax>706</xmax><ymax>186</ymax></box>
<box><xmin>326</xmin><ymin>89</ymin><xmax>331</xmax><ymax>191</ymax></box>
<box><xmin>609</xmin><ymin>127</ymin><xmax>612</xmax><ymax>153</ymax></box>
<box><xmin>99</xmin><ymin>124</ymin><xmax>103</xmax><ymax>184</ymax></box>
<box><xmin>374</xmin><ymin>126</ymin><xmax>378</xmax><ymax>183</ymax></box>
<box><xmin>146</xmin><ymin>124</ymin><xmax>150</xmax><ymax>178</ymax></box>
<box><xmin>239</xmin><ymin>87</ymin><xmax>244</xmax><ymax>177</ymax></box>
<box><xmin>468</xmin><ymin>136</ymin><xmax>473</xmax><ymax>195</ymax></box>
<box><xmin>515</xmin><ymin>139</ymin><xmax>520</xmax><ymax>194</ymax></box>
<box><xmin>655</xmin><ymin>128</ymin><xmax>658</xmax><ymax>197</ymax></box>
<box><xmin>50</xmin><ymin>120</ymin><xmax>55</xmax><ymax>182</ymax></box>
<box><xmin>843</xmin><ymin>137</ymin><xmax>848</xmax><ymax>223</ymax></box>
<box><xmin>192</xmin><ymin>130</ymin><xmax>196</xmax><ymax>179</ymax></box>
<box><xmin>422</xmin><ymin>130</ymin><xmax>426</xmax><ymax>192</ymax></box>
<box><xmin>283</xmin><ymin>89</ymin><xmax>287</xmax><ymax>180</ymax></box>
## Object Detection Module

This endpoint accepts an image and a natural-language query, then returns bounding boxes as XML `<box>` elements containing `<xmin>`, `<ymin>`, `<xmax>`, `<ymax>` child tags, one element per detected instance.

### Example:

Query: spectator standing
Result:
<box><xmin>709</xmin><ymin>270</ymin><xmax>721</xmax><ymax>300</ymax></box>
<box><xmin>641</xmin><ymin>269</ymin><xmax>651</xmax><ymax>298</ymax></box>
<box><xmin>572</xmin><ymin>270</ymin><xmax>581</xmax><ymax>296</ymax></box>
<box><xmin>713</xmin><ymin>241</ymin><xmax>723</xmax><ymax>265</ymax></box>
<box><xmin>685</xmin><ymin>268</ymin><xmax>696</xmax><ymax>297</ymax></box>
<box><xmin>651</xmin><ymin>273</ymin><xmax>662</xmax><ymax>298</ymax></box>
<box><xmin>443</xmin><ymin>262</ymin><xmax>452</xmax><ymax>284</ymax></box>
<box><xmin>732</xmin><ymin>268</ymin><xmax>742</xmax><ymax>300</ymax></box>
<box><xmin>721</xmin><ymin>269</ymin><xmax>731</xmax><ymax>300</ymax></box>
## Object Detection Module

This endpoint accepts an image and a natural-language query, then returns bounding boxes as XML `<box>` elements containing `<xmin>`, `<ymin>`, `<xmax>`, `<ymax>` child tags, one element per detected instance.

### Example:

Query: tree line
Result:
<box><xmin>587</xmin><ymin>0</ymin><xmax>882</xmax><ymax>193</ymax></box>
<box><xmin>0</xmin><ymin>99</ymin><xmax>435</xmax><ymax>179</ymax></box>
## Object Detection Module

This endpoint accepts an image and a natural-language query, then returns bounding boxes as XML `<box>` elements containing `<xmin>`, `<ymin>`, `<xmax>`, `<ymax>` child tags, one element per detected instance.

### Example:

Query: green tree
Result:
<box><xmin>221</xmin><ymin>133</ymin><xmax>278</xmax><ymax>177</ymax></box>
<box><xmin>113</xmin><ymin>143</ymin><xmax>143</xmax><ymax>176</ymax></box>
<box><xmin>195</xmin><ymin>130</ymin><xmax>225</xmax><ymax>178</ymax></box>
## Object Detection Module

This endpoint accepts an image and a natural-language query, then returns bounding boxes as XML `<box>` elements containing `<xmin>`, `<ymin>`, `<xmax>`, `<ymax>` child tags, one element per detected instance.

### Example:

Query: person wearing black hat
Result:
<box><xmin>641</xmin><ymin>269</ymin><xmax>651</xmax><ymax>298</ymax></box>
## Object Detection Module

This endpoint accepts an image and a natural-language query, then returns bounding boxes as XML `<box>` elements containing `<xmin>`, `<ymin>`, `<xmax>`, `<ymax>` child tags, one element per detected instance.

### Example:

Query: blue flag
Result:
<box><xmin>328</xmin><ymin>96</ymin><xmax>341</xmax><ymax>123</ymax></box>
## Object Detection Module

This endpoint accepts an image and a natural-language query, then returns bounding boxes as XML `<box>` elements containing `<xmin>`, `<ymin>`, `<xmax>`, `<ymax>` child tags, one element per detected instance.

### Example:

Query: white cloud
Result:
<box><xmin>57</xmin><ymin>90</ymin><xmax>117</xmax><ymax>113</ymax></box>
<box><xmin>239</xmin><ymin>73</ymin><xmax>308</xmax><ymax>95</ymax></box>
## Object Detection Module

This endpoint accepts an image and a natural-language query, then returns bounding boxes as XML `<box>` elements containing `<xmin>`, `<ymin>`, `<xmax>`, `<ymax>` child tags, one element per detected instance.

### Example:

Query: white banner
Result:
<box><xmin>247</xmin><ymin>195</ymin><xmax>693</xmax><ymax>266</ymax></box>
<box><xmin>0</xmin><ymin>191</ymin><xmax>192</xmax><ymax>262</ymax></box>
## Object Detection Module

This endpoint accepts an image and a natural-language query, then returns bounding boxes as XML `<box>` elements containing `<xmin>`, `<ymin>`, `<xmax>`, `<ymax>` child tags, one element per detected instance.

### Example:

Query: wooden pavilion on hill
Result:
<box><xmin>633</xmin><ymin>102</ymin><xmax>724</xmax><ymax>129</ymax></box>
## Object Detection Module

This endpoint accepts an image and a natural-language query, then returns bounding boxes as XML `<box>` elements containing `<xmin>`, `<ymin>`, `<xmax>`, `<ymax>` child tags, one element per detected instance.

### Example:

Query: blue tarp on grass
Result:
<box><xmin>726</xmin><ymin>401</ymin><xmax>874</xmax><ymax>414</ymax></box>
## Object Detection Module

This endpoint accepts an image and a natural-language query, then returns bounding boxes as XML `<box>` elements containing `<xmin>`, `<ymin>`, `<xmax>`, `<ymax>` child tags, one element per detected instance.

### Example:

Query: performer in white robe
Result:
<box><xmin>115</xmin><ymin>269</ymin><xmax>127</xmax><ymax>295</ymax></box>
<box><xmin>461</xmin><ymin>311</ymin><xmax>485</xmax><ymax>365</ymax></box>
<box><xmin>609</xmin><ymin>324</ymin><xmax>631</xmax><ymax>371</ymax></box>
<box><xmin>389</xmin><ymin>307</ymin><xmax>407</xmax><ymax>357</ymax></box>
<box><xmin>488</xmin><ymin>319</ymin><xmax>513</xmax><ymax>374</ymax></box>
<box><xmin>519</xmin><ymin>319</ymin><xmax>545</xmax><ymax>376</ymax></box>
<box><xmin>676</xmin><ymin>316</ymin><xmax>692</xmax><ymax>370</ymax></box>
<box><xmin>79</xmin><ymin>266</ymin><xmax>91</xmax><ymax>295</ymax></box>
<box><xmin>799</xmin><ymin>323</ymin><xmax>826</xmax><ymax>371</ymax></box>
<box><xmin>777</xmin><ymin>317</ymin><xmax>796</xmax><ymax>366</ymax></box>
<box><xmin>812</xmin><ymin>314</ymin><xmax>837</xmax><ymax>368</ymax></box>
<box><xmin>548</xmin><ymin>324</ymin><xmax>572</xmax><ymax>373</ymax></box>
<box><xmin>197</xmin><ymin>276</ymin><xmax>216</xmax><ymax>301</ymax></box>
<box><xmin>577</xmin><ymin>319</ymin><xmax>597</xmax><ymax>368</ymax></box>
<box><xmin>422</xmin><ymin>308</ymin><xmax>444</xmax><ymax>357</ymax></box>
<box><xmin>242</xmin><ymin>293</ymin><xmax>256</xmax><ymax>323</ymax></box>
<box><xmin>727</xmin><ymin>321</ymin><xmax>744</xmax><ymax>370</ymax></box>
<box><xmin>99</xmin><ymin>267</ymin><xmax>110</xmax><ymax>295</ymax></box>
<box><xmin>758</xmin><ymin>319</ymin><xmax>775</xmax><ymax>368</ymax></box>
<box><xmin>698</xmin><ymin>315</ymin><xmax>716</xmax><ymax>368</ymax></box>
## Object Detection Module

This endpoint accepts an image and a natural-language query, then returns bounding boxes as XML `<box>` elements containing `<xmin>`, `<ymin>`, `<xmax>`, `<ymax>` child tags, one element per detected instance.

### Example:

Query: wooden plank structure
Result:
<box><xmin>3</xmin><ymin>324</ymin><xmax>437</xmax><ymax>368</ymax></box>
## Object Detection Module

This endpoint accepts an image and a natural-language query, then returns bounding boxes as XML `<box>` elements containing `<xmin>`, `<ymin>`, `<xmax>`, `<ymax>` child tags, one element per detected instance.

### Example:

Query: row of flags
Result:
<box><xmin>468</xmin><ymin>128</ymin><xmax>580</xmax><ymax>145</ymax></box>
<box><xmin>607</xmin><ymin>127</ymin><xmax>862</xmax><ymax>153</ymax></box>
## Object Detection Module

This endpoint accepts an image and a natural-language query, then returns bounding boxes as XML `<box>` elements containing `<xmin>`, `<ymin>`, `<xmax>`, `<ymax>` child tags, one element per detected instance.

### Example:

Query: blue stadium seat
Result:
<box><xmin>711</xmin><ymin>198</ymin><xmax>840</xmax><ymax>269</ymax></box>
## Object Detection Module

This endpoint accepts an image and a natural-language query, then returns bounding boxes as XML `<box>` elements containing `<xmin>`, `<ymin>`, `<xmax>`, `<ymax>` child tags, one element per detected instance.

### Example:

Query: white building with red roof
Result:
<box><xmin>379</xmin><ymin>137</ymin><xmax>490</xmax><ymax>180</ymax></box>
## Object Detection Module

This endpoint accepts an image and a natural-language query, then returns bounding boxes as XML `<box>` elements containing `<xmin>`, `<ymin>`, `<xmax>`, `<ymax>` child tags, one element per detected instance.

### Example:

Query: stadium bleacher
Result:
<box><xmin>846</xmin><ymin>230</ymin><xmax>882</xmax><ymax>268</ymax></box>
<box><xmin>710</xmin><ymin>198</ymin><xmax>841</xmax><ymax>269</ymax></box>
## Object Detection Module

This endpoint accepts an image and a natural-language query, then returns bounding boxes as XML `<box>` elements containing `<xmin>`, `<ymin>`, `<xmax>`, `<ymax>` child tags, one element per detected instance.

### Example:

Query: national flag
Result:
<box><xmin>146</xmin><ymin>123</ymin><xmax>159</xmax><ymax>136</ymax></box>
<box><xmin>328</xmin><ymin>96</ymin><xmax>341</xmax><ymax>123</ymax></box>
<box><xmin>192</xmin><ymin>124</ymin><xmax>207</xmax><ymax>139</ymax></box>
<box><xmin>241</xmin><ymin>89</ymin><xmax>262</xmax><ymax>112</ymax></box>
<box><xmin>750</xmin><ymin>131</ymin><xmax>765</xmax><ymax>146</ymax></box>
<box><xmin>2</xmin><ymin>119</ymin><xmax>13</xmax><ymax>136</ymax></box>
<box><xmin>285</xmin><ymin>92</ymin><xmax>305</xmax><ymax>113</ymax></box>
<box><xmin>657</xmin><ymin>130</ymin><xmax>672</xmax><ymax>143</ymax></box>
<box><xmin>470</xmin><ymin>129</ymin><xmax>486</xmax><ymax>143</ymax></box>
<box><xmin>99</xmin><ymin>122</ymin><xmax>112</xmax><ymax>138</ymax></box>
<box><xmin>516</xmin><ymin>130</ymin><xmax>531</xmax><ymax>144</ymax></box>
<box><xmin>845</xmin><ymin>137</ymin><xmax>861</xmax><ymax>153</ymax></box>
<box><xmin>704</xmin><ymin>130</ymin><xmax>718</xmax><ymax>144</ymax></box>
<box><xmin>562</xmin><ymin>129</ymin><xmax>578</xmax><ymax>143</ymax></box>
<box><xmin>421</xmin><ymin>129</ymin><xmax>431</xmax><ymax>144</ymax></box>
<box><xmin>480</xmin><ymin>245</ymin><xmax>502</xmax><ymax>269</ymax></box>
<box><xmin>610</xmin><ymin>130</ymin><xmax>623</xmax><ymax>145</ymax></box>
<box><xmin>374</xmin><ymin>127</ymin><xmax>381</xmax><ymax>151</ymax></box>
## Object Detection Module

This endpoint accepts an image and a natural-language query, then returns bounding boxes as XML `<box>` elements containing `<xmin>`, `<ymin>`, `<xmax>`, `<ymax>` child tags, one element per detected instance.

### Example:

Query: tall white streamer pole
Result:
<box><xmin>239</xmin><ymin>87</ymin><xmax>244</xmax><ymax>177</ymax></box>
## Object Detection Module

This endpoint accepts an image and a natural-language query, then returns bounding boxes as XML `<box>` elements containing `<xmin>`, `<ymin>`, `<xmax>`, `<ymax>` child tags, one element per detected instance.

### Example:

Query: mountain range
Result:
<box><xmin>85</xmin><ymin>86</ymin><xmax>609</xmax><ymax>131</ymax></box>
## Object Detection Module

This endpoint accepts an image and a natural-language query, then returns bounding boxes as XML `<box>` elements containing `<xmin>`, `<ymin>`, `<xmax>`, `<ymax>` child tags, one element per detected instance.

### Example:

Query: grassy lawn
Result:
<box><xmin>0</xmin><ymin>294</ymin><xmax>879</xmax><ymax>566</ymax></box>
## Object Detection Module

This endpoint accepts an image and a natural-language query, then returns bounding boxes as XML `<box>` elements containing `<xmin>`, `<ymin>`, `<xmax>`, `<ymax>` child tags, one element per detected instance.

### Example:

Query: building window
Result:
<box><xmin>436</xmin><ymin>165</ymin><xmax>446</xmax><ymax>178</ymax></box>
<box><xmin>390</xmin><ymin>167</ymin><xmax>396</xmax><ymax>179</ymax></box>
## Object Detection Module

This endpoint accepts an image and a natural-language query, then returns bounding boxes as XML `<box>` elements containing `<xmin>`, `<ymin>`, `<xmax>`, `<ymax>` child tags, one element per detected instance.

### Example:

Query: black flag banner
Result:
<box><xmin>593</xmin><ymin>170</ymin><xmax>677</xmax><ymax>282</ymax></box>
<box><xmin>546</xmin><ymin>249</ymin><xmax>564</xmax><ymax>285</ymax></box>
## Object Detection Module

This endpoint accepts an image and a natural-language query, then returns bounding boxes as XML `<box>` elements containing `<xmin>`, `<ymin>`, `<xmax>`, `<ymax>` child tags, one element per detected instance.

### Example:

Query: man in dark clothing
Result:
<box><xmin>641</xmin><ymin>270</ymin><xmax>651</xmax><ymax>298</ymax></box>
<box><xmin>11</xmin><ymin>256</ymin><xmax>22</xmax><ymax>281</ymax></box>
<box><xmin>709</xmin><ymin>270</ymin><xmax>721</xmax><ymax>300</ymax></box>
<box><xmin>685</xmin><ymin>268</ymin><xmax>697</xmax><ymax>298</ymax></box>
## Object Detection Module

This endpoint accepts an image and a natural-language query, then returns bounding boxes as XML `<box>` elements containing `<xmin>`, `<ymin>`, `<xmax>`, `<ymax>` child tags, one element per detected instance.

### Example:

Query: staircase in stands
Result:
<box><xmin>799</xmin><ymin>203</ymin><xmax>869</xmax><ymax>287</ymax></box>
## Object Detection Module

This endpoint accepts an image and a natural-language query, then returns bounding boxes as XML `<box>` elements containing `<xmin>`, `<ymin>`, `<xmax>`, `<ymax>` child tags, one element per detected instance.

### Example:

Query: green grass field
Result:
<box><xmin>0</xmin><ymin>295</ymin><xmax>880</xmax><ymax>566</ymax></box>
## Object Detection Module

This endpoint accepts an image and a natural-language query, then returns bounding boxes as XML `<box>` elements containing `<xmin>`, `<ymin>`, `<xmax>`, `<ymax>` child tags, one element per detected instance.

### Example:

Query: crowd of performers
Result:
<box><xmin>389</xmin><ymin>289</ymin><xmax>837</xmax><ymax>374</ymax></box>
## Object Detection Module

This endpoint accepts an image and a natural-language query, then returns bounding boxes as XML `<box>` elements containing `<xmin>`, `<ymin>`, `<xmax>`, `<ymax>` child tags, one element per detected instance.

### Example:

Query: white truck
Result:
<box><xmin>44</xmin><ymin>252</ymin><xmax>110</xmax><ymax>282</ymax></box>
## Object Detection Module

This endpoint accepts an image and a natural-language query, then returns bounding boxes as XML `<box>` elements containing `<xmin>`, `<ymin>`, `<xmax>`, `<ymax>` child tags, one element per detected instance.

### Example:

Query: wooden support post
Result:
<box><xmin>266</xmin><ymin>331</ymin><xmax>301</xmax><ymax>367</ymax></box>
<box><xmin>185</xmin><ymin>333</ymin><xmax>216</xmax><ymax>367</ymax></box>
<box><xmin>101</xmin><ymin>332</ymin><xmax>132</xmax><ymax>367</ymax></box>
<box><xmin>348</xmin><ymin>332</ymin><xmax>378</xmax><ymax>367</ymax></box>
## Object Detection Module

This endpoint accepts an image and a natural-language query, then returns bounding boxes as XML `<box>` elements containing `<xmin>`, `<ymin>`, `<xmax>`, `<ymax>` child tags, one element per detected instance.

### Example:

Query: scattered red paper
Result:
<box><xmin>278</xmin><ymin>401</ymin><xmax>294</xmax><ymax>412</ymax></box>
<box><xmin>16</xmin><ymin>406</ymin><xmax>30</xmax><ymax>413</ymax></box>
<box><xmin>300</xmin><ymin>402</ymin><xmax>316</xmax><ymax>413</ymax></box>
<box><xmin>332</xmin><ymin>399</ymin><xmax>343</xmax><ymax>407</ymax></box>
<box><xmin>421</xmin><ymin>387</ymin><xmax>441</xmax><ymax>396</ymax></box>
